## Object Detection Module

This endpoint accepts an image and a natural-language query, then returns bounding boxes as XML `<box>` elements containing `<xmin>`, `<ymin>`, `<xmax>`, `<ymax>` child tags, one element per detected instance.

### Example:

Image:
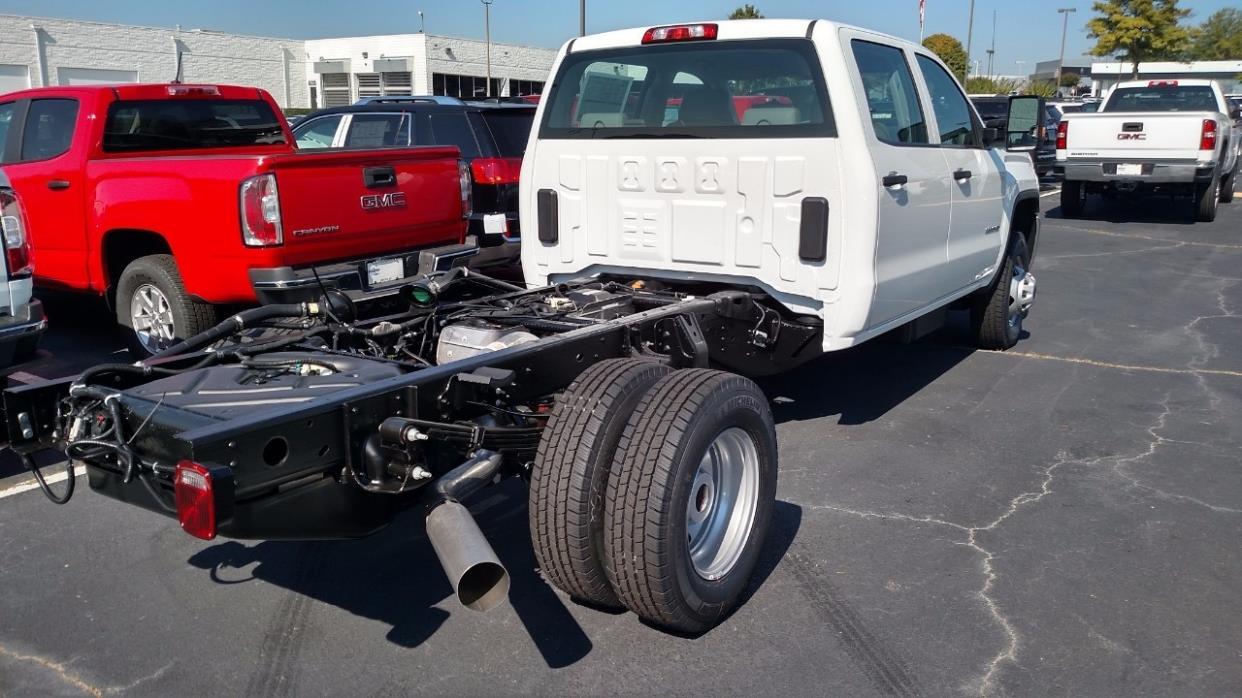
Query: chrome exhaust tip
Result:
<box><xmin>425</xmin><ymin>499</ymin><xmax>510</xmax><ymax>612</ymax></box>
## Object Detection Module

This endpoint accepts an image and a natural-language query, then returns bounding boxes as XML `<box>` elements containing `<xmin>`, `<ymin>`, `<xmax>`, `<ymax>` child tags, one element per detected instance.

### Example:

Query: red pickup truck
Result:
<box><xmin>0</xmin><ymin>84</ymin><xmax>474</xmax><ymax>355</ymax></box>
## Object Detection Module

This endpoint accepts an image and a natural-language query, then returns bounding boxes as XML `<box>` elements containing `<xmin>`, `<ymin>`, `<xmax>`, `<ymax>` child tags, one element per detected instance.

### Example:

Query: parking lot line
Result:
<box><xmin>0</xmin><ymin>465</ymin><xmax>86</xmax><ymax>500</ymax></box>
<box><xmin>985</xmin><ymin>349</ymin><xmax>1242</xmax><ymax>379</ymax></box>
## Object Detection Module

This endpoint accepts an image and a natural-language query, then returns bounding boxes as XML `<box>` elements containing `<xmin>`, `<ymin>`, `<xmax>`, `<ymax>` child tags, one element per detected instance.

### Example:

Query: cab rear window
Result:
<box><xmin>103</xmin><ymin>99</ymin><xmax>287</xmax><ymax>152</ymax></box>
<box><xmin>540</xmin><ymin>39</ymin><xmax>834</xmax><ymax>139</ymax></box>
<box><xmin>1103</xmin><ymin>86</ymin><xmax>1218</xmax><ymax>113</ymax></box>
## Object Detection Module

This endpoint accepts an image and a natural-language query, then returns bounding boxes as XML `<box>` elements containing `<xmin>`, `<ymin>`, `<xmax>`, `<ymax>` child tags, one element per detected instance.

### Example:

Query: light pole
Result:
<box><xmin>1055</xmin><ymin>8</ymin><xmax>1076</xmax><ymax>96</ymax></box>
<box><xmin>482</xmin><ymin>0</ymin><xmax>493</xmax><ymax>97</ymax></box>
<box><xmin>418</xmin><ymin>10</ymin><xmax>425</xmax><ymax>33</ymax></box>
<box><xmin>580</xmin><ymin>0</ymin><xmax>585</xmax><ymax>37</ymax></box>
<box><xmin>965</xmin><ymin>0</ymin><xmax>975</xmax><ymax>78</ymax></box>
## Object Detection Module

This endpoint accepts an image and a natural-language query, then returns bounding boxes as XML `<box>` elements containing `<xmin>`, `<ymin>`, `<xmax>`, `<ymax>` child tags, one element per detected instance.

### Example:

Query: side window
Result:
<box><xmin>294</xmin><ymin>114</ymin><xmax>343</xmax><ymax>149</ymax></box>
<box><xmin>851</xmin><ymin>41</ymin><xmax>928</xmax><ymax>145</ymax></box>
<box><xmin>915</xmin><ymin>55</ymin><xmax>978</xmax><ymax>147</ymax></box>
<box><xmin>342</xmin><ymin>113</ymin><xmax>411</xmax><ymax>148</ymax></box>
<box><xmin>21</xmin><ymin>98</ymin><xmax>79</xmax><ymax>161</ymax></box>
<box><xmin>428</xmin><ymin>113</ymin><xmax>480</xmax><ymax>158</ymax></box>
<box><xmin>0</xmin><ymin>103</ymin><xmax>14</xmax><ymax>162</ymax></box>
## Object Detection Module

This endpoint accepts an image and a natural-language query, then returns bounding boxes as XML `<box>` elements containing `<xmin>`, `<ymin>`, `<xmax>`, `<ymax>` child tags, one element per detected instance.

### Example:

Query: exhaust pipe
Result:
<box><xmin>424</xmin><ymin>450</ymin><xmax>510</xmax><ymax>612</ymax></box>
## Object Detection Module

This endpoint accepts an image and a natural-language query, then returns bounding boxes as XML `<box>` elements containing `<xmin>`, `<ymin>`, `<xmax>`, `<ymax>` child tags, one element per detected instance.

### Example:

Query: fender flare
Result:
<box><xmin>1008</xmin><ymin>188</ymin><xmax>1042</xmax><ymax>261</ymax></box>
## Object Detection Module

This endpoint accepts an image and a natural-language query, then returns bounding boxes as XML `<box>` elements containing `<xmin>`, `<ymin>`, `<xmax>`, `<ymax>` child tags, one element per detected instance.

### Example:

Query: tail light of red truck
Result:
<box><xmin>240</xmin><ymin>173</ymin><xmax>284</xmax><ymax>246</ymax></box>
<box><xmin>1200</xmin><ymin>119</ymin><xmax>1217</xmax><ymax>152</ymax></box>
<box><xmin>0</xmin><ymin>187</ymin><xmax>33</xmax><ymax>278</ymax></box>
<box><xmin>175</xmin><ymin>460</ymin><xmax>219</xmax><ymax>540</ymax></box>
<box><xmin>459</xmin><ymin>160</ymin><xmax>473</xmax><ymax>219</ymax></box>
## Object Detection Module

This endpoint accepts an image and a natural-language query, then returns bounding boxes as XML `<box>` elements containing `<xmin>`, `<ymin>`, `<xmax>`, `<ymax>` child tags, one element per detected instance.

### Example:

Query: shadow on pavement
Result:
<box><xmin>1044</xmin><ymin>194</ymin><xmax>1198</xmax><ymax>226</ymax></box>
<box><xmin>761</xmin><ymin>338</ymin><xmax>976</xmax><ymax>426</ymax></box>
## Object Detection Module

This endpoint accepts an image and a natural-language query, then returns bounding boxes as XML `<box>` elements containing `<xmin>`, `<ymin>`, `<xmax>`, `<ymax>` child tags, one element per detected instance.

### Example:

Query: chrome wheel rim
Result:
<box><xmin>686</xmin><ymin>427</ymin><xmax>760</xmax><ymax>580</ymax></box>
<box><xmin>130</xmin><ymin>283</ymin><xmax>175</xmax><ymax>353</ymax></box>
<box><xmin>1007</xmin><ymin>258</ymin><xmax>1036</xmax><ymax>330</ymax></box>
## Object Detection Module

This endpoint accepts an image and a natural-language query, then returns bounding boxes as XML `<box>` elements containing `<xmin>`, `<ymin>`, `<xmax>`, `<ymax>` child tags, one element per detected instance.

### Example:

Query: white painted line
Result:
<box><xmin>0</xmin><ymin>464</ymin><xmax>86</xmax><ymax>500</ymax></box>
<box><xmin>1040</xmin><ymin>188</ymin><xmax>1061</xmax><ymax>198</ymax></box>
<box><xmin>7</xmin><ymin>370</ymin><xmax>43</xmax><ymax>385</ymax></box>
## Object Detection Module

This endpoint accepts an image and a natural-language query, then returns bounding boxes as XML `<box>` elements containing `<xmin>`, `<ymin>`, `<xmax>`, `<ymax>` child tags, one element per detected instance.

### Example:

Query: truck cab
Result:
<box><xmin>522</xmin><ymin>19</ymin><xmax>1043</xmax><ymax>352</ymax></box>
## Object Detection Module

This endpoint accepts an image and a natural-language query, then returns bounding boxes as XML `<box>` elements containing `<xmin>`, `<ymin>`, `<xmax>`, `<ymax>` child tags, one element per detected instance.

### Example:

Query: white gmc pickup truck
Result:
<box><xmin>1056</xmin><ymin>79</ymin><xmax>1242</xmax><ymax>221</ymax></box>
<box><xmin>523</xmin><ymin>18</ymin><xmax>1045</xmax><ymax>353</ymax></box>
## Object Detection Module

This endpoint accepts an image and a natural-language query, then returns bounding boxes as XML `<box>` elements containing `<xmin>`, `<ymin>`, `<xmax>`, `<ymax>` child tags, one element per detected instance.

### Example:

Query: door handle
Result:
<box><xmin>953</xmin><ymin>169</ymin><xmax>972</xmax><ymax>182</ymax></box>
<box><xmin>47</xmin><ymin>179</ymin><xmax>71</xmax><ymax>190</ymax></box>
<box><xmin>881</xmin><ymin>173</ymin><xmax>908</xmax><ymax>188</ymax></box>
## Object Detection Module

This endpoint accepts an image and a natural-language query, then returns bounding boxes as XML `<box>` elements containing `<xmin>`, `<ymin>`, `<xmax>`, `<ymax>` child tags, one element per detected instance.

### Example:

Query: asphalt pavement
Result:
<box><xmin>2</xmin><ymin>187</ymin><xmax>1241</xmax><ymax>696</ymax></box>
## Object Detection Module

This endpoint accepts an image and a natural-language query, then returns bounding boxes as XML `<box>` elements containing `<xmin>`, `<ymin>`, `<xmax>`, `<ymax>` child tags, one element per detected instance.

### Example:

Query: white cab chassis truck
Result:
<box><xmin>2</xmin><ymin>19</ymin><xmax>1045</xmax><ymax>639</ymax></box>
<box><xmin>1056</xmin><ymin>79</ymin><xmax>1242</xmax><ymax>222</ymax></box>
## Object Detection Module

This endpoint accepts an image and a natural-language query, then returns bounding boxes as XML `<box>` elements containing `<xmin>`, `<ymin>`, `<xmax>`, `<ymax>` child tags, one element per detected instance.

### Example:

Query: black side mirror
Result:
<box><xmin>1005</xmin><ymin>95</ymin><xmax>1044</xmax><ymax>151</ymax></box>
<box><xmin>981</xmin><ymin>127</ymin><xmax>1002</xmax><ymax>147</ymax></box>
<box><xmin>1232</xmin><ymin>108</ymin><xmax>1242</xmax><ymax>121</ymax></box>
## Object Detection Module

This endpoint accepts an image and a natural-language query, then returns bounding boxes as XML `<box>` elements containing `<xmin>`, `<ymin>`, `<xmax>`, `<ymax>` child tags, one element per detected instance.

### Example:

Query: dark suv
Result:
<box><xmin>971</xmin><ymin>96</ymin><xmax>1055</xmax><ymax>177</ymax></box>
<box><xmin>292</xmin><ymin>96</ymin><xmax>534</xmax><ymax>267</ymax></box>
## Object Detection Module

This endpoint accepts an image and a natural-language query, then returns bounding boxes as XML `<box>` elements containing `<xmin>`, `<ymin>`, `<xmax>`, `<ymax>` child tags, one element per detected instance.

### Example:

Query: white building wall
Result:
<box><xmin>423</xmin><ymin>34</ymin><xmax>557</xmax><ymax>96</ymax></box>
<box><xmin>0</xmin><ymin>14</ymin><xmax>309</xmax><ymax>107</ymax></box>
<box><xmin>305</xmin><ymin>33</ymin><xmax>556</xmax><ymax>102</ymax></box>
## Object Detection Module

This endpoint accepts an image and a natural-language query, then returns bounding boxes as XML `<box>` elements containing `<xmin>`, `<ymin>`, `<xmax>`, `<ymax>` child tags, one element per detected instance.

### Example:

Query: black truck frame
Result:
<box><xmin>4</xmin><ymin>272</ymin><xmax>821</xmax><ymax>632</ymax></box>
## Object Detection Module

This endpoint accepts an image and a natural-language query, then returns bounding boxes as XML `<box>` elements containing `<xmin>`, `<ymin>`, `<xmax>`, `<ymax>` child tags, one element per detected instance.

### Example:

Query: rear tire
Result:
<box><xmin>604</xmin><ymin>369</ymin><xmax>777</xmax><ymax>634</ymax></box>
<box><xmin>1060</xmin><ymin>181</ymin><xmax>1085</xmax><ymax>218</ymax></box>
<box><xmin>972</xmin><ymin>236</ymin><xmax>1033</xmax><ymax>350</ymax></box>
<box><xmin>530</xmin><ymin>358</ymin><xmax>672</xmax><ymax>608</ymax></box>
<box><xmin>116</xmin><ymin>255</ymin><xmax>217</xmax><ymax>358</ymax></box>
<box><xmin>1196</xmin><ymin>176</ymin><xmax>1220</xmax><ymax>222</ymax></box>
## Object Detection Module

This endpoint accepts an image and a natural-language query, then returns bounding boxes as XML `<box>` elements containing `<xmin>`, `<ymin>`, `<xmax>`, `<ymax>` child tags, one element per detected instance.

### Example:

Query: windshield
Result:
<box><xmin>104</xmin><ymin>99</ymin><xmax>287</xmax><ymax>152</ymax></box>
<box><xmin>1103</xmin><ymin>86</ymin><xmax>1218</xmax><ymax>113</ymax></box>
<box><xmin>540</xmin><ymin>39</ymin><xmax>833</xmax><ymax>139</ymax></box>
<box><xmin>479</xmin><ymin>110</ymin><xmax>535</xmax><ymax>156</ymax></box>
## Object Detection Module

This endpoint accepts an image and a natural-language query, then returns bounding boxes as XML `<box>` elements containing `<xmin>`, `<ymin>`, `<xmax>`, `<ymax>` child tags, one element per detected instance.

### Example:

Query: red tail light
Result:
<box><xmin>175</xmin><ymin>460</ymin><xmax>218</xmax><ymax>540</ymax></box>
<box><xmin>1200</xmin><ymin>119</ymin><xmax>1218</xmax><ymax>151</ymax></box>
<box><xmin>1056</xmin><ymin>120</ymin><xmax>1069</xmax><ymax>150</ymax></box>
<box><xmin>239</xmin><ymin>173</ymin><xmax>283</xmax><ymax>246</ymax></box>
<box><xmin>642</xmin><ymin>23</ymin><xmax>718</xmax><ymax>44</ymax></box>
<box><xmin>0</xmin><ymin>187</ymin><xmax>33</xmax><ymax>278</ymax></box>
<box><xmin>459</xmin><ymin>160</ymin><xmax>473</xmax><ymax>219</ymax></box>
<box><xmin>470</xmin><ymin>157</ymin><xmax>522</xmax><ymax>185</ymax></box>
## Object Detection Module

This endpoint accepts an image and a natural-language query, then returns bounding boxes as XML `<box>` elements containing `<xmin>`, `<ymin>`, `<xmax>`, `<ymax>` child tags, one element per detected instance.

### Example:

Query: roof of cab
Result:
<box><xmin>564</xmin><ymin>18</ymin><xmax>903</xmax><ymax>53</ymax></box>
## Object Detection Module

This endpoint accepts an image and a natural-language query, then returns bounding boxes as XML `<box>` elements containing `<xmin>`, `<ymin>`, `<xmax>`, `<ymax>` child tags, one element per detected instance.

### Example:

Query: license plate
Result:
<box><xmin>366</xmin><ymin>257</ymin><xmax>405</xmax><ymax>287</ymax></box>
<box><xmin>1116</xmin><ymin>163</ymin><xmax>1143</xmax><ymax>176</ymax></box>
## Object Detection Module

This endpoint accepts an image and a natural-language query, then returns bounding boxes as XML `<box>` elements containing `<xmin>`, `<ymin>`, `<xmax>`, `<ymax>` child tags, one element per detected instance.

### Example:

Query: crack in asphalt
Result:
<box><xmin>0</xmin><ymin>642</ymin><xmax>103</xmax><ymax>697</ymax></box>
<box><xmin>980</xmin><ymin>350</ymin><xmax>1242</xmax><ymax>379</ymax></box>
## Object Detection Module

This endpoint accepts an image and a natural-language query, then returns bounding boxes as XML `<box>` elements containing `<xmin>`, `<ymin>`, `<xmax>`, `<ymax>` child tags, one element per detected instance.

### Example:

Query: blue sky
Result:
<box><xmin>2</xmin><ymin>0</ymin><xmax>1235</xmax><ymax>73</ymax></box>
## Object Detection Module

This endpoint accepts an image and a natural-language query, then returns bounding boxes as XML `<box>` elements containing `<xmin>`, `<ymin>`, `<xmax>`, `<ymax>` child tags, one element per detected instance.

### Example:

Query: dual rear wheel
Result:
<box><xmin>530</xmin><ymin>359</ymin><xmax>777</xmax><ymax>633</ymax></box>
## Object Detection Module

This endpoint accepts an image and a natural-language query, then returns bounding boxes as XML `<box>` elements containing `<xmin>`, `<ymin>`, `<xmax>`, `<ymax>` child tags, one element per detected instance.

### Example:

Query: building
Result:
<box><xmin>1030</xmin><ymin>57</ymin><xmax>1093</xmax><ymax>87</ymax></box>
<box><xmin>304</xmin><ymin>33</ymin><xmax>556</xmax><ymax>107</ymax></box>
<box><xmin>0</xmin><ymin>14</ymin><xmax>559</xmax><ymax>109</ymax></box>
<box><xmin>1089</xmin><ymin>60</ymin><xmax>1242</xmax><ymax>96</ymax></box>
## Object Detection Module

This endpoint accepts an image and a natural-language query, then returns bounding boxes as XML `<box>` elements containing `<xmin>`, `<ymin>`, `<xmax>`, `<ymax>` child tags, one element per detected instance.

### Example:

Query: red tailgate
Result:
<box><xmin>259</xmin><ymin>147</ymin><xmax>466</xmax><ymax>267</ymax></box>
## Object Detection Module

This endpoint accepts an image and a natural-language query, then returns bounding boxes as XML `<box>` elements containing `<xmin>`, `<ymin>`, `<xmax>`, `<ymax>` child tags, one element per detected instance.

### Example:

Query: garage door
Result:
<box><xmin>0</xmin><ymin>65</ymin><xmax>31</xmax><ymax>96</ymax></box>
<box><xmin>57</xmin><ymin>68</ymin><xmax>138</xmax><ymax>86</ymax></box>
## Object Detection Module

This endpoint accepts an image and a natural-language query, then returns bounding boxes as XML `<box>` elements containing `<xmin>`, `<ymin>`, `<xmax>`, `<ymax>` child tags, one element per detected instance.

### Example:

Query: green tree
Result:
<box><xmin>1189</xmin><ymin>8</ymin><xmax>1242</xmax><ymax>60</ymax></box>
<box><xmin>1087</xmin><ymin>0</ymin><xmax>1193</xmax><ymax>78</ymax></box>
<box><xmin>922</xmin><ymin>33</ymin><xmax>969</xmax><ymax>79</ymax></box>
<box><xmin>728</xmin><ymin>4</ymin><xmax>764</xmax><ymax>19</ymax></box>
<box><xmin>1059</xmin><ymin>71</ymin><xmax>1082</xmax><ymax>88</ymax></box>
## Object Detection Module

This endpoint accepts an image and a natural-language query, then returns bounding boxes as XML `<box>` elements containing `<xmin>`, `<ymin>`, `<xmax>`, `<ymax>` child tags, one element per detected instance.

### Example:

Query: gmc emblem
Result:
<box><xmin>1117</xmin><ymin>133</ymin><xmax>1147</xmax><ymax>141</ymax></box>
<box><xmin>361</xmin><ymin>192</ymin><xmax>407</xmax><ymax>210</ymax></box>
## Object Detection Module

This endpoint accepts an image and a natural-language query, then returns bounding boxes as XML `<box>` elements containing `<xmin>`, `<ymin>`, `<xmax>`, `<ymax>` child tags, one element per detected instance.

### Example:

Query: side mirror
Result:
<box><xmin>981</xmin><ymin>127</ymin><xmax>1002</xmax><ymax>147</ymax></box>
<box><xmin>1005</xmin><ymin>95</ymin><xmax>1044</xmax><ymax>152</ymax></box>
<box><xmin>1232</xmin><ymin>108</ymin><xmax>1242</xmax><ymax>121</ymax></box>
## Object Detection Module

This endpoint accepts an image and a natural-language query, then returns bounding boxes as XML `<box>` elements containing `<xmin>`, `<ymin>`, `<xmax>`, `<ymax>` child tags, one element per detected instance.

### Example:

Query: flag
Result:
<box><xmin>919</xmin><ymin>0</ymin><xmax>926</xmax><ymax>39</ymax></box>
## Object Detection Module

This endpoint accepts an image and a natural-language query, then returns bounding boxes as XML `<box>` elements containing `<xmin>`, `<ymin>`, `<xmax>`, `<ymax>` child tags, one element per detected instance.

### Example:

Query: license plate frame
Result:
<box><xmin>1116</xmin><ymin>163</ymin><xmax>1143</xmax><ymax>176</ymax></box>
<box><xmin>365</xmin><ymin>257</ymin><xmax>406</xmax><ymax>288</ymax></box>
